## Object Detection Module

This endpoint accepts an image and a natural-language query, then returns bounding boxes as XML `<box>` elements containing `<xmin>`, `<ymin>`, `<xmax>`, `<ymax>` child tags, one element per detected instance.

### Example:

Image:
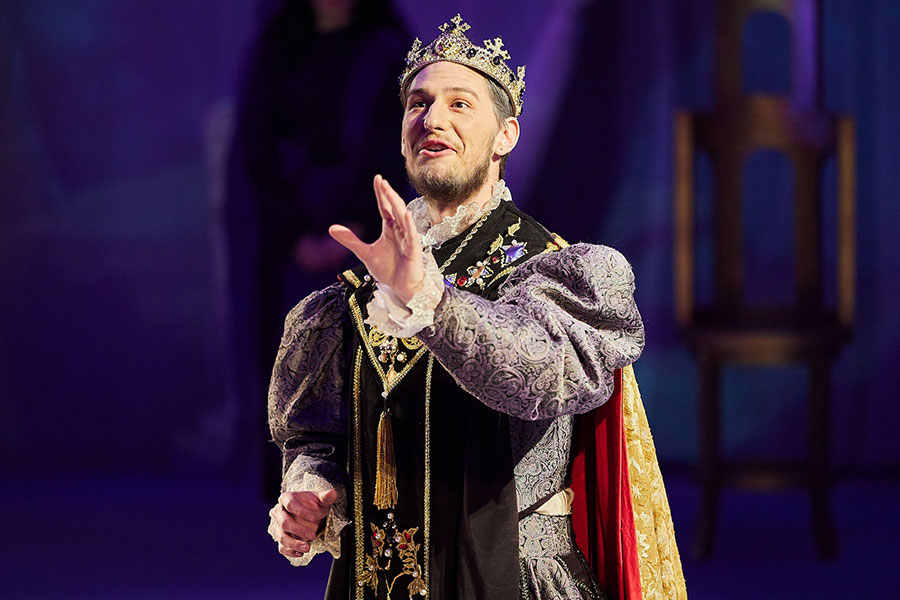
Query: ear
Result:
<box><xmin>493</xmin><ymin>117</ymin><xmax>520</xmax><ymax>157</ymax></box>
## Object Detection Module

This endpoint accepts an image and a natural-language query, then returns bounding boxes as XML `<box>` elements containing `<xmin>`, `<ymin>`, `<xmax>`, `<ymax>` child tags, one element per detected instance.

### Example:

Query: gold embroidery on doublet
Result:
<box><xmin>363</xmin><ymin>515</ymin><xmax>427</xmax><ymax>597</ymax></box>
<box><xmin>445</xmin><ymin>219</ymin><xmax>529</xmax><ymax>290</ymax></box>
<box><xmin>351</xmin><ymin>315</ymin><xmax>435</xmax><ymax>597</ymax></box>
<box><xmin>342</xmin><ymin>269</ymin><xmax>364</xmax><ymax>289</ymax></box>
<box><xmin>348</xmin><ymin>292</ymin><xmax>427</xmax><ymax>397</ymax></box>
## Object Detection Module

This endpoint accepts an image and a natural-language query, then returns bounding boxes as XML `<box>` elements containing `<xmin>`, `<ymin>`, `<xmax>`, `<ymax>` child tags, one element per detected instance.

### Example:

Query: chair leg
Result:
<box><xmin>809</xmin><ymin>356</ymin><xmax>837</xmax><ymax>559</ymax></box>
<box><xmin>694</xmin><ymin>353</ymin><xmax>720</xmax><ymax>560</ymax></box>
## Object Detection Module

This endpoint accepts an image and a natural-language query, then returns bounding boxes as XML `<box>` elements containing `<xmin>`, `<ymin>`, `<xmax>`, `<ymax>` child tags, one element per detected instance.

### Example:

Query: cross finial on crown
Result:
<box><xmin>439</xmin><ymin>14</ymin><xmax>471</xmax><ymax>34</ymax></box>
<box><xmin>484</xmin><ymin>37</ymin><xmax>510</xmax><ymax>61</ymax></box>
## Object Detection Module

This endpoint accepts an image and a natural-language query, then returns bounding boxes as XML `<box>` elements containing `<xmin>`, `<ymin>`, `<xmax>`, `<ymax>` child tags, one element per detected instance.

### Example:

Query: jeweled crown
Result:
<box><xmin>399</xmin><ymin>14</ymin><xmax>526</xmax><ymax>116</ymax></box>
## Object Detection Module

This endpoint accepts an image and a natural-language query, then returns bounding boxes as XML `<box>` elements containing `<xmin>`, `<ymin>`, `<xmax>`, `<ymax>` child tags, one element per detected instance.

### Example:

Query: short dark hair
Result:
<box><xmin>484</xmin><ymin>76</ymin><xmax>515</xmax><ymax>179</ymax></box>
<box><xmin>400</xmin><ymin>68</ymin><xmax>516</xmax><ymax>178</ymax></box>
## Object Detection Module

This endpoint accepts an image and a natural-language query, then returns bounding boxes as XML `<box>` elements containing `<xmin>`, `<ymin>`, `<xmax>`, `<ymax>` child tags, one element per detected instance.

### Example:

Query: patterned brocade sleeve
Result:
<box><xmin>417</xmin><ymin>244</ymin><xmax>644</xmax><ymax>421</ymax></box>
<box><xmin>267</xmin><ymin>282</ymin><xmax>350</xmax><ymax>565</ymax></box>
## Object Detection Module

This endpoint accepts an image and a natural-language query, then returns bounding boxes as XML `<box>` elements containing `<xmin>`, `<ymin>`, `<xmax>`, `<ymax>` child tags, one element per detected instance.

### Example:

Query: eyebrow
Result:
<box><xmin>407</xmin><ymin>86</ymin><xmax>481</xmax><ymax>99</ymax></box>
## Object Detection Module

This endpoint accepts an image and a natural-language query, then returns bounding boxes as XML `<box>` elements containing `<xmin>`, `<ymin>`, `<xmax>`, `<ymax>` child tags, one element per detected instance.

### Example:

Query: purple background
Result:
<box><xmin>2</xmin><ymin>1</ymin><xmax>899</xmax><ymax>598</ymax></box>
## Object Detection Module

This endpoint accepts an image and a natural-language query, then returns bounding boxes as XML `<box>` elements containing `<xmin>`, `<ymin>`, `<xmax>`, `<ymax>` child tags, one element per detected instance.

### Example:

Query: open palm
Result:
<box><xmin>329</xmin><ymin>175</ymin><xmax>425</xmax><ymax>303</ymax></box>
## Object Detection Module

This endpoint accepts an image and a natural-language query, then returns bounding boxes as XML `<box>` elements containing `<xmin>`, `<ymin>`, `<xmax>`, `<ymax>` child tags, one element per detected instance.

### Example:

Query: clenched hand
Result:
<box><xmin>268</xmin><ymin>489</ymin><xmax>338</xmax><ymax>559</ymax></box>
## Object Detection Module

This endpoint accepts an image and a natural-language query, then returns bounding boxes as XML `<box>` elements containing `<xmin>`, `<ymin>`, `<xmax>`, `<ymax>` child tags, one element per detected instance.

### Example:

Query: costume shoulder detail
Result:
<box><xmin>546</xmin><ymin>233</ymin><xmax>570</xmax><ymax>251</ymax></box>
<box><xmin>339</xmin><ymin>263</ymin><xmax>370</xmax><ymax>290</ymax></box>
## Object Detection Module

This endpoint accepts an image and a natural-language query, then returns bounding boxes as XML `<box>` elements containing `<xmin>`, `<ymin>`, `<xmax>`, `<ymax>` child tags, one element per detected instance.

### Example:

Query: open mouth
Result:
<box><xmin>419</xmin><ymin>139</ymin><xmax>455</xmax><ymax>156</ymax></box>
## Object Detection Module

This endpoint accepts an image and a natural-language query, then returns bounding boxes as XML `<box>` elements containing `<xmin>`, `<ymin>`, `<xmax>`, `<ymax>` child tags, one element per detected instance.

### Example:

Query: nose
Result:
<box><xmin>423</xmin><ymin>102</ymin><xmax>448</xmax><ymax>132</ymax></box>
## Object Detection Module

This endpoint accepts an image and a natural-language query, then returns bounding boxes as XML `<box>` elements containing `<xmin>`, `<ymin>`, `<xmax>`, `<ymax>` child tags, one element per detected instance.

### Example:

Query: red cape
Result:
<box><xmin>570</xmin><ymin>368</ymin><xmax>643</xmax><ymax>600</ymax></box>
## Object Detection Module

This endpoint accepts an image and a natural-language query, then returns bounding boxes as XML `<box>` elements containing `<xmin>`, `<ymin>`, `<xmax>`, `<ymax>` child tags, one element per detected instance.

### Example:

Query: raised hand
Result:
<box><xmin>329</xmin><ymin>175</ymin><xmax>425</xmax><ymax>303</ymax></box>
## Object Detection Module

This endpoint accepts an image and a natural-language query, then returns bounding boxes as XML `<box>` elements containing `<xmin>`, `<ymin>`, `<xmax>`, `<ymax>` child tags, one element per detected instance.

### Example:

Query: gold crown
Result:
<box><xmin>399</xmin><ymin>14</ymin><xmax>526</xmax><ymax>116</ymax></box>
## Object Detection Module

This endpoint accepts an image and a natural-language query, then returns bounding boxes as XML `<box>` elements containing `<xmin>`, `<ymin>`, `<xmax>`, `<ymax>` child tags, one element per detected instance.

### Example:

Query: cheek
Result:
<box><xmin>400</xmin><ymin>121</ymin><xmax>418</xmax><ymax>155</ymax></box>
<box><xmin>400</xmin><ymin>132</ymin><xmax>411</xmax><ymax>158</ymax></box>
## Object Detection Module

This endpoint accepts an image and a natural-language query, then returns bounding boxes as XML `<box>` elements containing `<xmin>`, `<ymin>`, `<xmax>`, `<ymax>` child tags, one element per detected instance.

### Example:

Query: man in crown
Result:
<box><xmin>266</xmin><ymin>14</ymin><xmax>686</xmax><ymax>600</ymax></box>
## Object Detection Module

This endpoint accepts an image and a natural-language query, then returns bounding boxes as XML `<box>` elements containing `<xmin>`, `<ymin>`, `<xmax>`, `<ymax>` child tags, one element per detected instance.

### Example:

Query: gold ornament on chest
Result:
<box><xmin>368</xmin><ymin>327</ymin><xmax>424</xmax><ymax>384</ymax></box>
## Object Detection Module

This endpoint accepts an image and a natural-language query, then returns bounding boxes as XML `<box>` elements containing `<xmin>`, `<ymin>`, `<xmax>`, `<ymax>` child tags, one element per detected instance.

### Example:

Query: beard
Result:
<box><xmin>405</xmin><ymin>147</ymin><xmax>492</xmax><ymax>211</ymax></box>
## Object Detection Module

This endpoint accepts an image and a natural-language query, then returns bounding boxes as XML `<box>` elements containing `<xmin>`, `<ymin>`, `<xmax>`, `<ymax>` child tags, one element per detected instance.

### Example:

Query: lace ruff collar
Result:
<box><xmin>408</xmin><ymin>180</ymin><xmax>512</xmax><ymax>249</ymax></box>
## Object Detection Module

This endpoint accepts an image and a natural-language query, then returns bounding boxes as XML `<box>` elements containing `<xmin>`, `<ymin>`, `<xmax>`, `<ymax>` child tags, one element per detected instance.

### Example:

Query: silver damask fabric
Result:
<box><xmin>417</xmin><ymin>243</ymin><xmax>644</xmax><ymax>420</ymax></box>
<box><xmin>267</xmin><ymin>243</ymin><xmax>645</xmax><ymax>596</ymax></box>
<box><xmin>519</xmin><ymin>513</ymin><xmax>606</xmax><ymax>599</ymax></box>
<box><xmin>511</xmin><ymin>416</ymin><xmax>574</xmax><ymax>513</ymax></box>
<box><xmin>268</xmin><ymin>283</ymin><xmax>349</xmax><ymax>564</ymax></box>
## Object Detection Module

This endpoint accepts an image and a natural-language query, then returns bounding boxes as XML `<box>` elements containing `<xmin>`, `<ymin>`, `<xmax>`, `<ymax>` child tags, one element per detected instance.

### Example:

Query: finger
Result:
<box><xmin>303</xmin><ymin>491</ymin><xmax>336</xmax><ymax>512</ymax></box>
<box><xmin>279</xmin><ymin>545</ymin><xmax>303</xmax><ymax>558</ymax></box>
<box><xmin>280</xmin><ymin>493</ymin><xmax>332</xmax><ymax>524</ymax></box>
<box><xmin>278</xmin><ymin>523</ymin><xmax>318</xmax><ymax>546</ymax></box>
<box><xmin>278</xmin><ymin>541</ymin><xmax>310</xmax><ymax>557</ymax></box>
<box><xmin>380</xmin><ymin>177</ymin><xmax>409</xmax><ymax>226</ymax></box>
<box><xmin>273</xmin><ymin>507</ymin><xmax>321</xmax><ymax>541</ymax></box>
<box><xmin>380</xmin><ymin>177</ymin><xmax>407</xmax><ymax>214</ymax></box>
<box><xmin>272</xmin><ymin>510</ymin><xmax>318</xmax><ymax>546</ymax></box>
<box><xmin>373</xmin><ymin>175</ymin><xmax>396</xmax><ymax>224</ymax></box>
<box><xmin>284</xmin><ymin>491</ymin><xmax>327</xmax><ymax>512</ymax></box>
<box><xmin>402</xmin><ymin>209</ymin><xmax>422</xmax><ymax>255</ymax></box>
<box><xmin>318</xmin><ymin>489</ymin><xmax>339</xmax><ymax>507</ymax></box>
<box><xmin>379</xmin><ymin>178</ymin><xmax>414</xmax><ymax>252</ymax></box>
<box><xmin>285</xmin><ymin>524</ymin><xmax>319</xmax><ymax>542</ymax></box>
<box><xmin>279</xmin><ymin>493</ymin><xmax>319</xmax><ymax>520</ymax></box>
<box><xmin>329</xmin><ymin>224</ymin><xmax>369</xmax><ymax>261</ymax></box>
<box><xmin>391</xmin><ymin>207</ymin><xmax>416</xmax><ymax>258</ymax></box>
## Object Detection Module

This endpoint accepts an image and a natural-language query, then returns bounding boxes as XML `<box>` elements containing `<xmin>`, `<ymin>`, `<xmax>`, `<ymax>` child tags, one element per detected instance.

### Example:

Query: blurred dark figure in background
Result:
<box><xmin>225</xmin><ymin>0</ymin><xmax>409</xmax><ymax>496</ymax></box>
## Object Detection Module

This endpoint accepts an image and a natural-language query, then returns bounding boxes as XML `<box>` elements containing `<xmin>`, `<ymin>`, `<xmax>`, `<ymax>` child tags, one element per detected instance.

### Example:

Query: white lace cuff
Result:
<box><xmin>364</xmin><ymin>251</ymin><xmax>444</xmax><ymax>338</ymax></box>
<box><xmin>275</xmin><ymin>471</ymin><xmax>349</xmax><ymax>567</ymax></box>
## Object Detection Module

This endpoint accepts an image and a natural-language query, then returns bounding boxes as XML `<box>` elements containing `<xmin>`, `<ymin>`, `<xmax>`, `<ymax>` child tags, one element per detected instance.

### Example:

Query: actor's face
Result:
<box><xmin>401</xmin><ymin>62</ymin><xmax>506</xmax><ymax>206</ymax></box>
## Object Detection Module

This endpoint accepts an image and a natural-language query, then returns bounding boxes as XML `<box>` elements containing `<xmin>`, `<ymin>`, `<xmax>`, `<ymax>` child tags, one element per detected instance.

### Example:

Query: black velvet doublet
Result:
<box><xmin>324</xmin><ymin>201</ymin><xmax>562</xmax><ymax>600</ymax></box>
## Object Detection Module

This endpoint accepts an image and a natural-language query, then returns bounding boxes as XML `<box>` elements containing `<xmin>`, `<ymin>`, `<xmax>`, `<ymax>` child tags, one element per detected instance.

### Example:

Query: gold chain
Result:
<box><xmin>437</xmin><ymin>208</ymin><xmax>493</xmax><ymax>274</ymax></box>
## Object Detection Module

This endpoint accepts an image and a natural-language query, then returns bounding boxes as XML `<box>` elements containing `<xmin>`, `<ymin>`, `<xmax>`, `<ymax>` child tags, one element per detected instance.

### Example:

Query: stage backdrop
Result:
<box><xmin>1</xmin><ymin>0</ymin><xmax>898</xmax><ymax>479</ymax></box>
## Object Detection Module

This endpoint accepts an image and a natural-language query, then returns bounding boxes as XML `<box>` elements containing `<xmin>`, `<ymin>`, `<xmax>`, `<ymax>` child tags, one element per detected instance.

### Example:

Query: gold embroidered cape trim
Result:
<box><xmin>622</xmin><ymin>365</ymin><xmax>688</xmax><ymax>599</ymax></box>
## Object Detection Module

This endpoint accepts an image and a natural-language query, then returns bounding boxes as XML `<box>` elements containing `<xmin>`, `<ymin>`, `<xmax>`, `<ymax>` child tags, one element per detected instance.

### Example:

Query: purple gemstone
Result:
<box><xmin>504</xmin><ymin>244</ymin><xmax>525</xmax><ymax>261</ymax></box>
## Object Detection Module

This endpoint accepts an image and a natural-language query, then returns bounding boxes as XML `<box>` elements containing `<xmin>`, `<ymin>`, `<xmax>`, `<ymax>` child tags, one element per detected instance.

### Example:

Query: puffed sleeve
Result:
<box><xmin>267</xmin><ymin>282</ymin><xmax>350</xmax><ymax>565</ymax></box>
<box><xmin>416</xmin><ymin>244</ymin><xmax>644</xmax><ymax>421</ymax></box>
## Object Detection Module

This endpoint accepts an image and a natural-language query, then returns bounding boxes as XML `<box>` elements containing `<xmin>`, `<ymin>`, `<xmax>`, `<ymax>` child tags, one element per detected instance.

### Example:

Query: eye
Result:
<box><xmin>452</xmin><ymin>100</ymin><xmax>469</xmax><ymax>109</ymax></box>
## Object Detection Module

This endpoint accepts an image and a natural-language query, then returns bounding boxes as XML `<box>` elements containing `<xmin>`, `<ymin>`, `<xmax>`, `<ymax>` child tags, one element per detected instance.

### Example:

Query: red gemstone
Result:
<box><xmin>492</xmin><ymin>256</ymin><xmax>500</xmax><ymax>263</ymax></box>
<box><xmin>398</xmin><ymin>544</ymin><xmax>408</xmax><ymax>549</ymax></box>
<box><xmin>405</xmin><ymin>533</ymin><xmax>411</xmax><ymax>540</ymax></box>
<box><xmin>457</xmin><ymin>276</ymin><xmax>468</xmax><ymax>286</ymax></box>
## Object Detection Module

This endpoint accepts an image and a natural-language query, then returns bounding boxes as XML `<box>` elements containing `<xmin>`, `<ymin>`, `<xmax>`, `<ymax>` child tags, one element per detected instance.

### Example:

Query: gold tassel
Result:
<box><xmin>374</xmin><ymin>408</ymin><xmax>398</xmax><ymax>510</ymax></box>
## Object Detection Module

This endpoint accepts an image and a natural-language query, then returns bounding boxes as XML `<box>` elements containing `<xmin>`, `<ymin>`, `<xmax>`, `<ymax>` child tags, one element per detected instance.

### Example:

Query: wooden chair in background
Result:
<box><xmin>673</xmin><ymin>0</ymin><xmax>855</xmax><ymax>560</ymax></box>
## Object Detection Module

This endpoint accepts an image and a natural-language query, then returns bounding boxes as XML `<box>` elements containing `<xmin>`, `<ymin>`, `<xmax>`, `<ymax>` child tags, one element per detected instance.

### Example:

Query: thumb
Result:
<box><xmin>318</xmin><ymin>489</ymin><xmax>339</xmax><ymax>506</ymax></box>
<box><xmin>328</xmin><ymin>224</ymin><xmax>368</xmax><ymax>261</ymax></box>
